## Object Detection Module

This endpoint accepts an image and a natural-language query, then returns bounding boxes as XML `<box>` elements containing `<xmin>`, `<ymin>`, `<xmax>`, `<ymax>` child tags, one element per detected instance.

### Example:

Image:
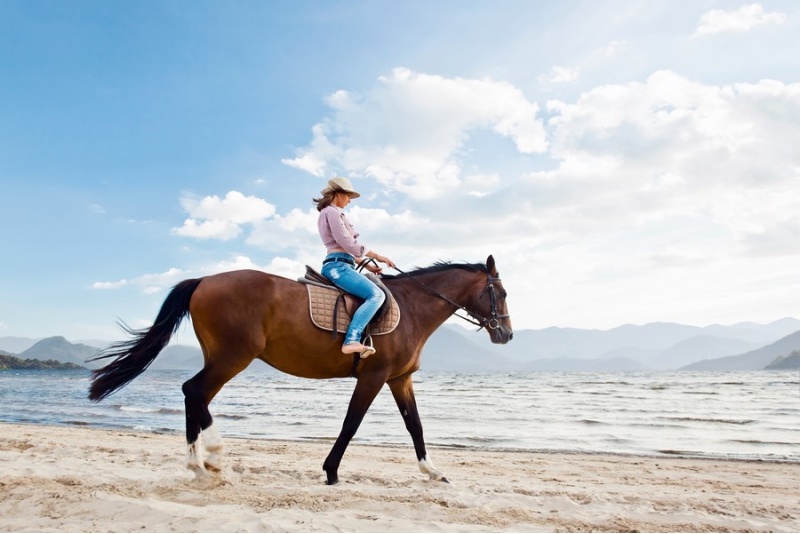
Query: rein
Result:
<box><xmin>388</xmin><ymin>264</ymin><xmax>509</xmax><ymax>332</ymax></box>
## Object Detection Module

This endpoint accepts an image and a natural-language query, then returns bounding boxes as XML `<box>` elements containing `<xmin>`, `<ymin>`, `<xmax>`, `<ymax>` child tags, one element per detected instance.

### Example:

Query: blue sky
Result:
<box><xmin>1</xmin><ymin>1</ymin><xmax>798</xmax><ymax>342</ymax></box>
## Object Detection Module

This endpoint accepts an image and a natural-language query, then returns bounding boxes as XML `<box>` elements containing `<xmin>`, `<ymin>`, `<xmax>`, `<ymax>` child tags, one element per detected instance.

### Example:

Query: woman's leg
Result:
<box><xmin>321</xmin><ymin>263</ymin><xmax>385</xmax><ymax>347</ymax></box>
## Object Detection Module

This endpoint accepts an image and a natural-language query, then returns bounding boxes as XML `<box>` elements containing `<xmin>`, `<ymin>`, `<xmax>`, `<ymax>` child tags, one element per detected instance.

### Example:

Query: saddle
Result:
<box><xmin>299</xmin><ymin>266</ymin><xmax>401</xmax><ymax>338</ymax></box>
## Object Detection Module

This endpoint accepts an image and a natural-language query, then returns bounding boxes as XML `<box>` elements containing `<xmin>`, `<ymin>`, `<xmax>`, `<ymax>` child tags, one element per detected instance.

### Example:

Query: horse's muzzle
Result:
<box><xmin>489</xmin><ymin>325</ymin><xmax>513</xmax><ymax>345</ymax></box>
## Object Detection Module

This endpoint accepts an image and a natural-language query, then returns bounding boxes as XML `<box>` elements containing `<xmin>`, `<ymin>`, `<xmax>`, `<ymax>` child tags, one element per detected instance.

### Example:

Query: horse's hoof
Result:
<box><xmin>204</xmin><ymin>462</ymin><xmax>222</xmax><ymax>474</ymax></box>
<box><xmin>191</xmin><ymin>473</ymin><xmax>226</xmax><ymax>489</ymax></box>
<box><xmin>325</xmin><ymin>476</ymin><xmax>339</xmax><ymax>485</ymax></box>
<box><xmin>187</xmin><ymin>463</ymin><xmax>205</xmax><ymax>478</ymax></box>
<box><xmin>441</xmin><ymin>476</ymin><xmax>450</xmax><ymax>484</ymax></box>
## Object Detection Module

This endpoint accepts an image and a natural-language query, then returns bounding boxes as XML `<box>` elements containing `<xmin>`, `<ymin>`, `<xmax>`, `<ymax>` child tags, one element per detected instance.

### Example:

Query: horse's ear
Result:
<box><xmin>486</xmin><ymin>255</ymin><xmax>498</xmax><ymax>276</ymax></box>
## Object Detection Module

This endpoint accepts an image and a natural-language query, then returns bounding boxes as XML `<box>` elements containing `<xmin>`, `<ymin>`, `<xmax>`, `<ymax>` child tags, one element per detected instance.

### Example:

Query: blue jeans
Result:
<box><xmin>321</xmin><ymin>253</ymin><xmax>386</xmax><ymax>345</ymax></box>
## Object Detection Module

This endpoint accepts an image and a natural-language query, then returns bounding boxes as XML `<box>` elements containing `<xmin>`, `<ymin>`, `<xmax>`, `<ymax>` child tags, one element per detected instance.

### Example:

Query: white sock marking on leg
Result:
<box><xmin>418</xmin><ymin>456</ymin><xmax>447</xmax><ymax>481</ymax></box>
<box><xmin>187</xmin><ymin>441</ymin><xmax>204</xmax><ymax>476</ymax></box>
<box><xmin>201</xmin><ymin>423</ymin><xmax>224</xmax><ymax>473</ymax></box>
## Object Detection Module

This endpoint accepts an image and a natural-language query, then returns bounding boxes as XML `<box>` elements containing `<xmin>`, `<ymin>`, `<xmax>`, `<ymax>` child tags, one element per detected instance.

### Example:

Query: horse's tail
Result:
<box><xmin>88</xmin><ymin>278</ymin><xmax>203</xmax><ymax>402</ymax></box>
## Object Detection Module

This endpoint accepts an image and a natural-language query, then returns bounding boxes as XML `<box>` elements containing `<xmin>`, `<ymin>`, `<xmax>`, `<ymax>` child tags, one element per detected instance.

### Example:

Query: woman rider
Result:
<box><xmin>314</xmin><ymin>177</ymin><xmax>396</xmax><ymax>358</ymax></box>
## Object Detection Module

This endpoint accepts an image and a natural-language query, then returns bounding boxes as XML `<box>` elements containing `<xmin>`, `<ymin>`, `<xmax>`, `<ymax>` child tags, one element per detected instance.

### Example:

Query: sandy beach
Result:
<box><xmin>0</xmin><ymin>423</ymin><xmax>798</xmax><ymax>533</ymax></box>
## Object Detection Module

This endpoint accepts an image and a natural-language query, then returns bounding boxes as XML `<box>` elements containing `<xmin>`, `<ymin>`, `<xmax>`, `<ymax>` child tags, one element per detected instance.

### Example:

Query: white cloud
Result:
<box><xmin>692</xmin><ymin>3</ymin><xmax>787</xmax><ymax>38</ymax></box>
<box><xmin>539</xmin><ymin>65</ymin><xmax>580</xmax><ymax>84</ymax></box>
<box><xmin>537</xmin><ymin>41</ymin><xmax>625</xmax><ymax>88</ymax></box>
<box><xmin>173</xmin><ymin>219</ymin><xmax>243</xmax><ymax>240</ymax></box>
<box><xmin>90</xmin><ymin>257</ymin><xmax>306</xmax><ymax>295</ymax></box>
<box><xmin>111</xmin><ymin>68</ymin><xmax>800</xmax><ymax>329</ymax></box>
<box><xmin>172</xmin><ymin>191</ymin><xmax>277</xmax><ymax>240</ymax></box>
<box><xmin>281</xmin><ymin>123</ymin><xmax>341</xmax><ymax>177</ymax></box>
<box><xmin>93</xmin><ymin>267</ymin><xmax>189</xmax><ymax>294</ymax></box>
<box><xmin>255</xmin><ymin>71</ymin><xmax>800</xmax><ymax>295</ymax></box>
<box><xmin>282</xmin><ymin>68</ymin><xmax>547</xmax><ymax>199</ymax></box>
<box><xmin>597</xmin><ymin>40</ymin><xmax>626</xmax><ymax>57</ymax></box>
<box><xmin>92</xmin><ymin>279</ymin><xmax>129</xmax><ymax>290</ymax></box>
<box><xmin>536</xmin><ymin>71</ymin><xmax>800</xmax><ymax>253</ymax></box>
<box><xmin>246</xmin><ymin>207</ymin><xmax>320</xmax><ymax>255</ymax></box>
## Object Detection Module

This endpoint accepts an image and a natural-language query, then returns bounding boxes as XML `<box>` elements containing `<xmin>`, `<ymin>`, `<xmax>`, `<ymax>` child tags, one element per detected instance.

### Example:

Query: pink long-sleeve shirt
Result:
<box><xmin>317</xmin><ymin>205</ymin><xmax>367</xmax><ymax>258</ymax></box>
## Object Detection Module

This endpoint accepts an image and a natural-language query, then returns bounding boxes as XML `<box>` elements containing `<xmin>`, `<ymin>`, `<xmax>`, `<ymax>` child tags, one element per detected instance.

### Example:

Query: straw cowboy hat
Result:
<box><xmin>324</xmin><ymin>176</ymin><xmax>361</xmax><ymax>198</ymax></box>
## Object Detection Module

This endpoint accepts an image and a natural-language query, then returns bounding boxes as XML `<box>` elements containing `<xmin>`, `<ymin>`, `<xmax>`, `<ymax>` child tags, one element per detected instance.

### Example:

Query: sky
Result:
<box><xmin>1</xmin><ymin>0</ymin><xmax>798</xmax><ymax>342</ymax></box>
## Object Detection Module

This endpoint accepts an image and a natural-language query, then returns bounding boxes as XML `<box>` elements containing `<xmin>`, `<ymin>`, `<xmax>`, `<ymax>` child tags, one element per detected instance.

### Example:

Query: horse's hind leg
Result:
<box><xmin>183</xmin><ymin>371</ymin><xmax>214</xmax><ymax>476</ymax></box>
<box><xmin>182</xmin><ymin>378</ymin><xmax>205</xmax><ymax>476</ymax></box>
<box><xmin>182</xmin><ymin>356</ymin><xmax>251</xmax><ymax>477</ymax></box>
<box><xmin>388</xmin><ymin>373</ymin><xmax>449</xmax><ymax>482</ymax></box>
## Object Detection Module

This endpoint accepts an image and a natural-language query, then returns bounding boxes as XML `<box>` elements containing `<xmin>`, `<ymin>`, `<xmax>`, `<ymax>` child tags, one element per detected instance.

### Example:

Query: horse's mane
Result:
<box><xmin>382</xmin><ymin>260</ymin><xmax>488</xmax><ymax>280</ymax></box>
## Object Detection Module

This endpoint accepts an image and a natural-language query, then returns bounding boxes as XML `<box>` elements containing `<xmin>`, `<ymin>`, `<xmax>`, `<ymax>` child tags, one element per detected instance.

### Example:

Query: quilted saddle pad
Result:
<box><xmin>306</xmin><ymin>284</ymin><xmax>401</xmax><ymax>336</ymax></box>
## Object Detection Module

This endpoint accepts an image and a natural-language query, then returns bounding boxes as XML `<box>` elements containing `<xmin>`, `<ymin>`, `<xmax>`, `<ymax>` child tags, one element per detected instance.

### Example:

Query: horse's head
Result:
<box><xmin>388</xmin><ymin>256</ymin><xmax>513</xmax><ymax>345</ymax></box>
<box><xmin>475</xmin><ymin>255</ymin><xmax>513</xmax><ymax>344</ymax></box>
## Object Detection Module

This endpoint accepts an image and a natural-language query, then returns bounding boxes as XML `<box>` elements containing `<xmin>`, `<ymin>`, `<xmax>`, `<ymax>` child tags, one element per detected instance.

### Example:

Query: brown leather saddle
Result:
<box><xmin>299</xmin><ymin>266</ymin><xmax>401</xmax><ymax>338</ymax></box>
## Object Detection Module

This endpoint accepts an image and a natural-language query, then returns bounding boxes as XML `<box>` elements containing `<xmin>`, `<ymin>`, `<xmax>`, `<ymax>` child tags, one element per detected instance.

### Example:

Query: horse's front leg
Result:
<box><xmin>323</xmin><ymin>373</ymin><xmax>386</xmax><ymax>485</ymax></box>
<box><xmin>388</xmin><ymin>373</ymin><xmax>449</xmax><ymax>483</ymax></box>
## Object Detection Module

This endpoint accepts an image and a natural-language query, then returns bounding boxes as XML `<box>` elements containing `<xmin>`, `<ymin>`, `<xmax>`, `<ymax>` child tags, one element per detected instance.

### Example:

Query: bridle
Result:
<box><xmin>390</xmin><ymin>265</ymin><xmax>510</xmax><ymax>332</ymax></box>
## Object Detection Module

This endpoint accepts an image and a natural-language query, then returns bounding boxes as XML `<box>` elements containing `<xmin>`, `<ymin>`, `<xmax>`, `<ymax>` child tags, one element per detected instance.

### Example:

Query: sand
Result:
<box><xmin>0</xmin><ymin>423</ymin><xmax>798</xmax><ymax>533</ymax></box>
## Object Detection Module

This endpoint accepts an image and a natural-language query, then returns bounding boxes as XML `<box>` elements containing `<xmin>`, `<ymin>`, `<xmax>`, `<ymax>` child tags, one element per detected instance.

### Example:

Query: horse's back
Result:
<box><xmin>189</xmin><ymin>270</ymin><xmax>302</xmax><ymax>350</ymax></box>
<box><xmin>191</xmin><ymin>269</ymin><xmax>297</xmax><ymax>307</ymax></box>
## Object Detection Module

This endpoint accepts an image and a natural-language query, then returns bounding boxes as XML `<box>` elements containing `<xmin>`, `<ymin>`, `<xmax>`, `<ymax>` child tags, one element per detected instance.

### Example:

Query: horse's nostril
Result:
<box><xmin>508</xmin><ymin>332</ymin><xmax>514</xmax><ymax>340</ymax></box>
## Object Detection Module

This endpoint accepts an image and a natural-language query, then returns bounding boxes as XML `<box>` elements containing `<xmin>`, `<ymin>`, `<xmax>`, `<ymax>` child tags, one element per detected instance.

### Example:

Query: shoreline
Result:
<box><xmin>9</xmin><ymin>419</ymin><xmax>800</xmax><ymax>465</ymax></box>
<box><xmin>2</xmin><ymin>422</ymin><xmax>799</xmax><ymax>532</ymax></box>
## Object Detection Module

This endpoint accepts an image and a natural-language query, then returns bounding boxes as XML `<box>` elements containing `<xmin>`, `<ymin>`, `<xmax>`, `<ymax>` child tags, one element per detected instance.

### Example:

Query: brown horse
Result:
<box><xmin>88</xmin><ymin>255</ymin><xmax>512</xmax><ymax>485</ymax></box>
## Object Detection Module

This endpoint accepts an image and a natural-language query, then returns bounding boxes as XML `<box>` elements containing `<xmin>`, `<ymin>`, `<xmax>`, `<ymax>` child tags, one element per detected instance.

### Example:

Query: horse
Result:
<box><xmin>88</xmin><ymin>255</ymin><xmax>513</xmax><ymax>485</ymax></box>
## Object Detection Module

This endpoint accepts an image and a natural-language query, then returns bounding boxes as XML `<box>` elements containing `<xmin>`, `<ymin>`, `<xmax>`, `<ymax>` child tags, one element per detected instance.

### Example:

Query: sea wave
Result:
<box><xmin>2</xmin><ymin>369</ymin><xmax>798</xmax><ymax>462</ymax></box>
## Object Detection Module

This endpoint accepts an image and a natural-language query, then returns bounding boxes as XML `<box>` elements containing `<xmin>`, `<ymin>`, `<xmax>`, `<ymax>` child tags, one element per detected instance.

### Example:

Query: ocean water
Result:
<box><xmin>0</xmin><ymin>367</ymin><xmax>798</xmax><ymax>462</ymax></box>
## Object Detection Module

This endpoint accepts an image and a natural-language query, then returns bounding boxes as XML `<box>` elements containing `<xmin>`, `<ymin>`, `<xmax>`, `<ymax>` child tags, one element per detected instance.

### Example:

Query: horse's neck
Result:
<box><xmin>391</xmin><ymin>270</ymin><xmax>477</xmax><ymax>327</ymax></box>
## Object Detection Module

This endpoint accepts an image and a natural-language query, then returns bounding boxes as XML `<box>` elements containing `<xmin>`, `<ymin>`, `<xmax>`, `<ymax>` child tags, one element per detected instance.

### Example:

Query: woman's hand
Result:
<box><xmin>367</xmin><ymin>251</ymin><xmax>396</xmax><ymax>270</ymax></box>
<box><xmin>365</xmin><ymin>262</ymin><xmax>383</xmax><ymax>275</ymax></box>
<box><xmin>375</xmin><ymin>254</ymin><xmax>396</xmax><ymax>269</ymax></box>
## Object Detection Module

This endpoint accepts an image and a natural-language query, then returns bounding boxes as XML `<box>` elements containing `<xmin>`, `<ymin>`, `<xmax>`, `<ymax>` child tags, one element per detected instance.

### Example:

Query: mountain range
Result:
<box><xmin>1</xmin><ymin>317</ymin><xmax>798</xmax><ymax>372</ymax></box>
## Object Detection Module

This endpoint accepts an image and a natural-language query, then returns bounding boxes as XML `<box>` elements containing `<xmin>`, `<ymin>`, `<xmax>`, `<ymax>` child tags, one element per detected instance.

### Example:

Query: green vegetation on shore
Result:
<box><xmin>0</xmin><ymin>354</ymin><xmax>86</xmax><ymax>370</ymax></box>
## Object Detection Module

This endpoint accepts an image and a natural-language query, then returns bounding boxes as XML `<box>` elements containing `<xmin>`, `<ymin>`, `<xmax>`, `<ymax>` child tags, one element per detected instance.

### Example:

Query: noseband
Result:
<box><xmin>458</xmin><ymin>272</ymin><xmax>510</xmax><ymax>331</ymax></box>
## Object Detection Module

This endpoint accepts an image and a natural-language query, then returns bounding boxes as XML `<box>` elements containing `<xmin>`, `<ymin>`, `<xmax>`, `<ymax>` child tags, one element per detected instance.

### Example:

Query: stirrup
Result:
<box><xmin>359</xmin><ymin>334</ymin><xmax>376</xmax><ymax>359</ymax></box>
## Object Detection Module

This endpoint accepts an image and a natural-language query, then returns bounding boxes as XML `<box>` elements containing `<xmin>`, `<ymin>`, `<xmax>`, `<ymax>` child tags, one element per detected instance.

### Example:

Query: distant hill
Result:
<box><xmin>420</xmin><ymin>325</ymin><xmax>520</xmax><ymax>371</ymax></box>
<box><xmin>150</xmin><ymin>345</ymin><xmax>204</xmax><ymax>370</ymax></box>
<box><xmin>21</xmin><ymin>336</ymin><xmax>102</xmax><ymax>367</ymax></box>
<box><xmin>681</xmin><ymin>330</ymin><xmax>800</xmax><ymax>371</ymax></box>
<box><xmin>0</xmin><ymin>336</ymin><xmax>43</xmax><ymax>354</ymax></box>
<box><xmin>703</xmin><ymin>318</ymin><xmax>800</xmax><ymax>344</ymax></box>
<box><xmin>647</xmin><ymin>335</ymin><xmax>758</xmax><ymax>370</ymax></box>
<box><xmin>765</xmin><ymin>350</ymin><xmax>800</xmax><ymax>370</ymax></box>
<box><xmin>3</xmin><ymin>318</ymin><xmax>798</xmax><ymax>373</ymax></box>
<box><xmin>469</xmin><ymin>318</ymin><xmax>800</xmax><ymax>369</ymax></box>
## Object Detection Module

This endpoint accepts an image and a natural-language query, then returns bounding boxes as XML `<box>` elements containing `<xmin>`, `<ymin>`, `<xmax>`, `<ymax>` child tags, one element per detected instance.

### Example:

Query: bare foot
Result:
<box><xmin>342</xmin><ymin>343</ymin><xmax>376</xmax><ymax>358</ymax></box>
<box><xmin>342</xmin><ymin>343</ymin><xmax>368</xmax><ymax>354</ymax></box>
